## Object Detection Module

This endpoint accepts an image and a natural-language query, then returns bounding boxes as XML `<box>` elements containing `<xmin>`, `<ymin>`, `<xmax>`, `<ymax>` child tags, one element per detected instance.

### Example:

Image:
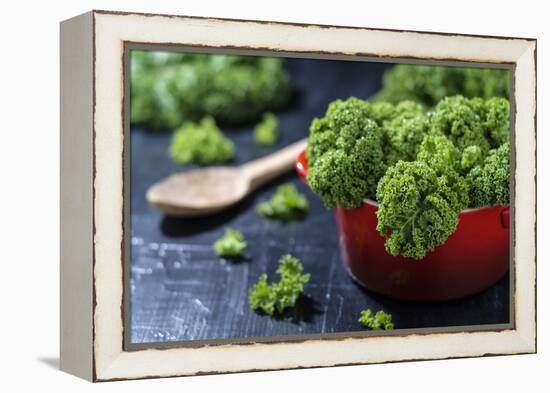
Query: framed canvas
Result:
<box><xmin>60</xmin><ymin>10</ymin><xmax>537</xmax><ymax>382</ymax></box>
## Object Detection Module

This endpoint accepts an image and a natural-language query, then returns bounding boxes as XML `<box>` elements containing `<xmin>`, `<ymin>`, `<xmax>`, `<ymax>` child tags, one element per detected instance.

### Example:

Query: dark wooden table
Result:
<box><xmin>130</xmin><ymin>58</ymin><xmax>509</xmax><ymax>345</ymax></box>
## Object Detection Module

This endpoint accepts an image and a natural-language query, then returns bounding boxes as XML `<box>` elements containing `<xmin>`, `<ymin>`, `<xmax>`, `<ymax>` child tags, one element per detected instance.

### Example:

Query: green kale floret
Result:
<box><xmin>374</xmin><ymin>64</ymin><xmax>509</xmax><ymax>106</ymax></box>
<box><xmin>467</xmin><ymin>142</ymin><xmax>510</xmax><ymax>207</ymax></box>
<box><xmin>461</xmin><ymin>145</ymin><xmax>484</xmax><ymax>173</ymax></box>
<box><xmin>213</xmin><ymin>228</ymin><xmax>247</xmax><ymax>258</ymax></box>
<box><xmin>131</xmin><ymin>51</ymin><xmax>291</xmax><ymax>130</ymax></box>
<box><xmin>382</xmin><ymin>102</ymin><xmax>429</xmax><ymax>166</ymax></box>
<box><xmin>430</xmin><ymin>96</ymin><xmax>491</xmax><ymax>155</ymax></box>
<box><xmin>462</xmin><ymin>68</ymin><xmax>510</xmax><ymax>102</ymax></box>
<box><xmin>482</xmin><ymin>97</ymin><xmax>510</xmax><ymax>147</ymax></box>
<box><xmin>170</xmin><ymin>117</ymin><xmax>235</xmax><ymax>165</ymax></box>
<box><xmin>254</xmin><ymin>113</ymin><xmax>279</xmax><ymax>146</ymax></box>
<box><xmin>257</xmin><ymin>183</ymin><xmax>309</xmax><ymax>221</ymax></box>
<box><xmin>306</xmin><ymin>98</ymin><xmax>386</xmax><ymax>208</ymax></box>
<box><xmin>430</xmin><ymin>95</ymin><xmax>510</xmax><ymax>156</ymax></box>
<box><xmin>248</xmin><ymin>254</ymin><xmax>310</xmax><ymax>316</ymax></box>
<box><xmin>306</xmin><ymin>98</ymin><xmax>394</xmax><ymax>167</ymax></box>
<box><xmin>376</xmin><ymin>158</ymin><xmax>469</xmax><ymax>259</ymax></box>
<box><xmin>358</xmin><ymin>309</ymin><xmax>394</xmax><ymax>330</ymax></box>
<box><xmin>416</xmin><ymin>132</ymin><xmax>461</xmax><ymax>173</ymax></box>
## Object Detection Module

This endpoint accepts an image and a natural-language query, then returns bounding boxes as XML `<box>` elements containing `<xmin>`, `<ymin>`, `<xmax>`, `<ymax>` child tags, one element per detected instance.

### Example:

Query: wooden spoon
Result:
<box><xmin>146</xmin><ymin>138</ymin><xmax>308</xmax><ymax>217</ymax></box>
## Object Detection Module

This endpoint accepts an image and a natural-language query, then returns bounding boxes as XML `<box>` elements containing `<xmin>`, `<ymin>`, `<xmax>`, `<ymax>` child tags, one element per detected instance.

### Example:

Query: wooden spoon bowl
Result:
<box><xmin>146</xmin><ymin>138</ymin><xmax>307</xmax><ymax>217</ymax></box>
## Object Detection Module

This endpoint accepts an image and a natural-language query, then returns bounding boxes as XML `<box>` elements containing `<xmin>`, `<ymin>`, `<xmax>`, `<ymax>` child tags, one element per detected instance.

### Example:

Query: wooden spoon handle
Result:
<box><xmin>242</xmin><ymin>138</ymin><xmax>308</xmax><ymax>190</ymax></box>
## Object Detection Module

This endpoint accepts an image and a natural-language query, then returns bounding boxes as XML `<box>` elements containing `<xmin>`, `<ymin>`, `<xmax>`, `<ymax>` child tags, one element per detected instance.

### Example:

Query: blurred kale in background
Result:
<box><xmin>131</xmin><ymin>50</ymin><xmax>292</xmax><ymax>130</ymax></box>
<box><xmin>374</xmin><ymin>65</ymin><xmax>509</xmax><ymax>106</ymax></box>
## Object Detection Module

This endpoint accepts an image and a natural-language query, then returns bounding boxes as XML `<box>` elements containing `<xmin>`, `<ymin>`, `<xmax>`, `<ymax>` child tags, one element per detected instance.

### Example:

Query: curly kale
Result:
<box><xmin>430</xmin><ymin>96</ymin><xmax>492</xmax><ymax>155</ymax></box>
<box><xmin>358</xmin><ymin>309</ymin><xmax>394</xmax><ymax>330</ymax></box>
<box><xmin>382</xmin><ymin>102</ymin><xmax>429</xmax><ymax>166</ymax></box>
<box><xmin>461</xmin><ymin>145</ymin><xmax>484</xmax><ymax>173</ymax></box>
<box><xmin>462</xmin><ymin>67</ymin><xmax>510</xmax><ymax>101</ymax></box>
<box><xmin>213</xmin><ymin>228</ymin><xmax>247</xmax><ymax>258</ymax></box>
<box><xmin>482</xmin><ymin>97</ymin><xmax>510</xmax><ymax>148</ymax></box>
<box><xmin>416</xmin><ymin>132</ymin><xmax>461</xmax><ymax>173</ymax></box>
<box><xmin>467</xmin><ymin>142</ymin><xmax>510</xmax><ymax>207</ymax></box>
<box><xmin>376</xmin><ymin>158</ymin><xmax>469</xmax><ymax>259</ymax></box>
<box><xmin>248</xmin><ymin>254</ymin><xmax>310</xmax><ymax>316</ymax></box>
<box><xmin>254</xmin><ymin>113</ymin><xmax>279</xmax><ymax>146</ymax></box>
<box><xmin>374</xmin><ymin>64</ymin><xmax>509</xmax><ymax>106</ymax></box>
<box><xmin>131</xmin><ymin>51</ymin><xmax>291</xmax><ymax>130</ymax></box>
<box><xmin>170</xmin><ymin>117</ymin><xmax>235</xmax><ymax>165</ymax></box>
<box><xmin>307</xmin><ymin>95</ymin><xmax>510</xmax><ymax>258</ymax></box>
<box><xmin>306</xmin><ymin>98</ymin><xmax>386</xmax><ymax>208</ymax></box>
<box><xmin>256</xmin><ymin>183</ymin><xmax>309</xmax><ymax>221</ymax></box>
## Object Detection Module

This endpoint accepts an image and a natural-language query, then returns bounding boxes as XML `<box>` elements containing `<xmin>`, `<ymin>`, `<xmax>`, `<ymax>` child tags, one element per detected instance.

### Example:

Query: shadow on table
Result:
<box><xmin>348</xmin><ymin>272</ymin><xmax>511</xmax><ymax>329</ymax></box>
<box><xmin>160</xmin><ymin>195</ymin><xmax>255</xmax><ymax>238</ymax></box>
<box><xmin>261</xmin><ymin>295</ymin><xmax>323</xmax><ymax>325</ymax></box>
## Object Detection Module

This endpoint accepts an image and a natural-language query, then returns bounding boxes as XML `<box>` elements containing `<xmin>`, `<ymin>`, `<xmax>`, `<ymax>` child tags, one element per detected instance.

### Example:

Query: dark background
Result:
<box><xmin>130</xmin><ymin>58</ymin><xmax>509</xmax><ymax>344</ymax></box>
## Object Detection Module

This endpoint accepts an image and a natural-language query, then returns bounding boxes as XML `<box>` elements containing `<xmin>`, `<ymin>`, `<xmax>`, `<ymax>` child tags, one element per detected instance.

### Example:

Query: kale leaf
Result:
<box><xmin>213</xmin><ymin>228</ymin><xmax>248</xmax><ymax>258</ymax></box>
<box><xmin>358</xmin><ymin>309</ymin><xmax>394</xmax><ymax>330</ymax></box>
<box><xmin>170</xmin><ymin>117</ymin><xmax>235</xmax><ymax>165</ymax></box>
<box><xmin>306</xmin><ymin>98</ymin><xmax>387</xmax><ymax>208</ymax></box>
<box><xmin>257</xmin><ymin>183</ymin><xmax>309</xmax><ymax>221</ymax></box>
<box><xmin>467</xmin><ymin>142</ymin><xmax>510</xmax><ymax>208</ymax></box>
<box><xmin>254</xmin><ymin>113</ymin><xmax>279</xmax><ymax>146</ymax></box>
<box><xmin>248</xmin><ymin>254</ymin><xmax>310</xmax><ymax>316</ymax></box>
<box><xmin>374</xmin><ymin>65</ymin><xmax>509</xmax><ymax>107</ymax></box>
<box><xmin>376</xmin><ymin>159</ymin><xmax>469</xmax><ymax>259</ymax></box>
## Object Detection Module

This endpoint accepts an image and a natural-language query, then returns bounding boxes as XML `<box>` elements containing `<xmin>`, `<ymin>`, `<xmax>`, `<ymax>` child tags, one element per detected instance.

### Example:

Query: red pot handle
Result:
<box><xmin>501</xmin><ymin>207</ymin><xmax>510</xmax><ymax>229</ymax></box>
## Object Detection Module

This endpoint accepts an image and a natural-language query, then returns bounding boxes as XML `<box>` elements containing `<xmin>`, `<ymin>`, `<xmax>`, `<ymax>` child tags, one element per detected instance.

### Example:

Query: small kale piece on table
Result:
<box><xmin>249</xmin><ymin>254</ymin><xmax>310</xmax><ymax>316</ymax></box>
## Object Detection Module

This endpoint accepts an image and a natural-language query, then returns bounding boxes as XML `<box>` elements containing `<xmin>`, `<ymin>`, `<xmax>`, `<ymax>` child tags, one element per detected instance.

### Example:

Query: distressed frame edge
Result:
<box><xmin>91</xmin><ymin>8</ymin><xmax>537</xmax><ymax>42</ymax></box>
<box><xmin>59</xmin><ymin>11</ymin><xmax>95</xmax><ymax>381</ymax></box>
<box><xmin>511</xmin><ymin>40</ymin><xmax>537</xmax><ymax>354</ymax></box>
<box><xmin>88</xmin><ymin>11</ymin><xmax>536</xmax><ymax>382</ymax></box>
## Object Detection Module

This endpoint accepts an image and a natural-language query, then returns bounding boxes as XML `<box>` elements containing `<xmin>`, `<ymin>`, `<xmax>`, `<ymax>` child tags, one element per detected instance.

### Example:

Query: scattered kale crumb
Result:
<box><xmin>358</xmin><ymin>309</ymin><xmax>394</xmax><ymax>330</ymax></box>
<box><xmin>254</xmin><ymin>112</ymin><xmax>279</xmax><ymax>146</ymax></box>
<box><xmin>213</xmin><ymin>228</ymin><xmax>247</xmax><ymax>258</ymax></box>
<box><xmin>257</xmin><ymin>183</ymin><xmax>309</xmax><ymax>221</ymax></box>
<box><xmin>248</xmin><ymin>254</ymin><xmax>310</xmax><ymax>316</ymax></box>
<box><xmin>170</xmin><ymin>116</ymin><xmax>235</xmax><ymax>165</ymax></box>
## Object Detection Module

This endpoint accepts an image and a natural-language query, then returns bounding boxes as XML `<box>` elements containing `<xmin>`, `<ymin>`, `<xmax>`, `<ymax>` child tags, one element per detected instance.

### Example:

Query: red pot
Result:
<box><xmin>296</xmin><ymin>150</ymin><xmax>509</xmax><ymax>302</ymax></box>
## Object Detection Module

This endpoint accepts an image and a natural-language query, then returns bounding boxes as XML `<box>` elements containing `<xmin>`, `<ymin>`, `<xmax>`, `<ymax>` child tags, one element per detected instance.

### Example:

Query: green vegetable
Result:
<box><xmin>306</xmin><ymin>98</ymin><xmax>387</xmax><ymax>208</ymax></box>
<box><xmin>430</xmin><ymin>96</ymin><xmax>492</xmax><ymax>155</ymax></box>
<box><xmin>131</xmin><ymin>51</ymin><xmax>292</xmax><ymax>130</ymax></box>
<box><xmin>376</xmin><ymin>159</ymin><xmax>469</xmax><ymax>259</ymax></box>
<box><xmin>482</xmin><ymin>97</ymin><xmax>510</xmax><ymax>147</ymax></box>
<box><xmin>306</xmin><ymin>94</ymin><xmax>510</xmax><ymax>259</ymax></box>
<box><xmin>257</xmin><ymin>183</ymin><xmax>309</xmax><ymax>221</ymax></box>
<box><xmin>383</xmin><ymin>102</ymin><xmax>429</xmax><ymax>166</ymax></box>
<box><xmin>358</xmin><ymin>309</ymin><xmax>394</xmax><ymax>330</ymax></box>
<box><xmin>461</xmin><ymin>145</ymin><xmax>483</xmax><ymax>173</ymax></box>
<box><xmin>416</xmin><ymin>132</ymin><xmax>461</xmax><ymax>173</ymax></box>
<box><xmin>467</xmin><ymin>142</ymin><xmax>510</xmax><ymax>208</ymax></box>
<box><xmin>248</xmin><ymin>254</ymin><xmax>310</xmax><ymax>316</ymax></box>
<box><xmin>170</xmin><ymin>117</ymin><xmax>235</xmax><ymax>165</ymax></box>
<box><xmin>213</xmin><ymin>228</ymin><xmax>247</xmax><ymax>258</ymax></box>
<box><xmin>254</xmin><ymin>113</ymin><xmax>279</xmax><ymax>146</ymax></box>
<box><xmin>374</xmin><ymin>65</ymin><xmax>509</xmax><ymax>107</ymax></box>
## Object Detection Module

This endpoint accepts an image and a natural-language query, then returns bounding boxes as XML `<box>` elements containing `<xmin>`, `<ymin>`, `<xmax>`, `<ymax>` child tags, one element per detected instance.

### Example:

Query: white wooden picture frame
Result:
<box><xmin>60</xmin><ymin>10</ymin><xmax>536</xmax><ymax>381</ymax></box>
